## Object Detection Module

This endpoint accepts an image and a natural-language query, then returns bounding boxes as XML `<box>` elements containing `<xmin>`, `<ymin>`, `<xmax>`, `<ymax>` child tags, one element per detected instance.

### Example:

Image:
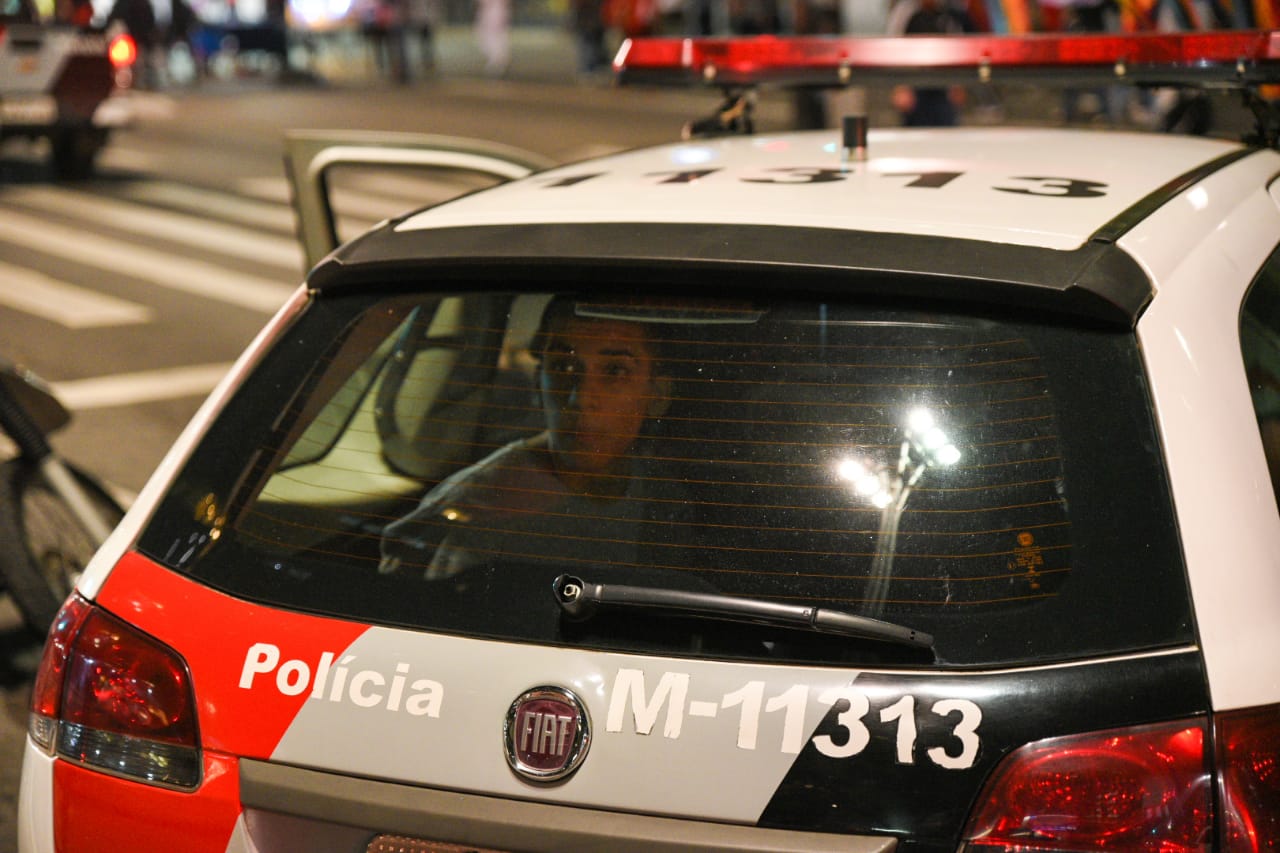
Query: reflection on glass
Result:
<box><xmin>838</xmin><ymin>407</ymin><xmax>961</xmax><ymax>616</ymax></box>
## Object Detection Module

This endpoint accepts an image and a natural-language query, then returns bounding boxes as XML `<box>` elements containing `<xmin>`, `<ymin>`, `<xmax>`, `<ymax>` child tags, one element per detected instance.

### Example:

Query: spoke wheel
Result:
<box><xmin>0</xmin><ymin>459</ymin><xmax>125</xmax><ymax>633</ymax></box>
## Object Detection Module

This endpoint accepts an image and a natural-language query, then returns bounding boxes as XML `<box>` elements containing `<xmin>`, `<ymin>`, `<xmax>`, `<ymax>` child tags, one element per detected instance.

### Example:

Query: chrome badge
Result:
<box><xmin>504</xmin><ymin>686</ymin><xmax>591</xmax><ymax>783</ymax></box>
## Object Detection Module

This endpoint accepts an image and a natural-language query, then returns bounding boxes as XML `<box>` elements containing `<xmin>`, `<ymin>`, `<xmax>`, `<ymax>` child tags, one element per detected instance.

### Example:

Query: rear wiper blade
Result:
<box><xmin>553</xmin><ymin>574</ymin><xmax>934</xmax><ymax>651</ymax></box>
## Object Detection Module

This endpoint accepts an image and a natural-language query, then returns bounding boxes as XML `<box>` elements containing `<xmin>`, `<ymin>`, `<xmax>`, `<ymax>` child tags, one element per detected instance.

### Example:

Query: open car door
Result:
<box><xmin>283</xmin><ymin>129</ymin><xmax>556</xmax><ymax>270</ymax></box>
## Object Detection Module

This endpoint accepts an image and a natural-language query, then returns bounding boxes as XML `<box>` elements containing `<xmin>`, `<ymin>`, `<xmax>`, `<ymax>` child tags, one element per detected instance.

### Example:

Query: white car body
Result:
<box><xmin>17</xmin><ymin>62</ymin><xmax>1280</xmax><ymax>852</ymax></box>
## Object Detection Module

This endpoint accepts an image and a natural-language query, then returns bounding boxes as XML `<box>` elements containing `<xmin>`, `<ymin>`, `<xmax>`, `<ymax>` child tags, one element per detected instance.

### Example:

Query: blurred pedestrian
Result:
<box><xmin>1044</xmin><ymin>0</ymin><xmax>1123</xmax><ymax>124</ymax></box>
<box><xmin>607</xmin><ymin>0</ymin><xmax>656</xmax><ymax>36</ymax></box>
<box><xmin>728</xmin><ymin>0</ymin><xmax>779</xmax><ymax>31</ymax></box>
<box><xmin>264</xmin><ymin>0</ymin><xmax>292</xmax><ymax>77</ymax></box>
<box><xmin>165</xmin><ymin>0</ymin><xmax>200</xmax><ymax>81</ymax></box>
<box><xmin>888</xmin><ymin>0</ymin><xmax>975</xmax><ymax>127</ymax></box>
<box><xmin>788</xmin><ymin>0</ymin><xmax>839</xmax><ymax>129</ymax></box>
<box><xmin>406</xmin><ymin>0</ymin><xmax>440</xmax><ymax>74</ymax></box>
<box><xmin>362</xmin><ymin>0</ymin><xmax>409</xmax><ymax>82</ymax></box>
<box><xmin>569</xmin><ymin>0</ymin><xmax>608</xmax><ymax>74</ymax></box>
<box><xmin>684</xmin><ymin>0</ymin><xmax>714</xmax><ymax>33</ymax></box>
<box><xmin>385</xmin><ymin>0</ymin><xmax>410</xmax><ymax>83</ymax></box>
<box><xmin>475</xmin><ymin>0</ymin><xmax>510</xmax><ymax>76</ymax></box>
<box><xmin>107</xmin><ymin>0</ymin><xmax>158</xmax><ymax>86</ymax></box>
<box><xmin>1155</xmin><ymin>0</ymin><xmax>1226</xmax><ymax>135</ymax></box>
<box><xmin>655</xmin><ymin>0</ymin><xmax>682</xmax><ymax>33</ymax></box>
<box><xmin>55</xmin><ymin>0</ymin><xmax>94</xmax><ymax>27</ymax></box>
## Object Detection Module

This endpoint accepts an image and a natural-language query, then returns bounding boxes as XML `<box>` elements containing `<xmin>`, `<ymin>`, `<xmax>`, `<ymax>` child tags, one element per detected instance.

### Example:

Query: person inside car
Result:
<box><xmin>378</xmin><ymin>298</ymin><xmax>671</xmax><ymax>579</ymax></box>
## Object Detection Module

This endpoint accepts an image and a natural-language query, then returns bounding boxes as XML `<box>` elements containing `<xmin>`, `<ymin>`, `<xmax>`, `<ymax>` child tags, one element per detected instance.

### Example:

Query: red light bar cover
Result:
<box><xmin>614</xmin><ymin>30</ymin><xmax>1280</xmax><ymax>88</ymax></box>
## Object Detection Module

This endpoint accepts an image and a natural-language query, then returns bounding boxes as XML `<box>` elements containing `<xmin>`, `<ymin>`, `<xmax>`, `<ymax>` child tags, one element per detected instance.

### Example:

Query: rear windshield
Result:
<box><xmin>138</xmin><ymin>288</ymin><xmax>1191</xmax><ymax>667</ymax></box>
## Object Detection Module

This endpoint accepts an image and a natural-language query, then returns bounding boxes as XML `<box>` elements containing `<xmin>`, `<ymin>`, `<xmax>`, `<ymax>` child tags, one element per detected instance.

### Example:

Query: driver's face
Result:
<box><xmin>539</xmin><ymin>316</ymin><xmax>658</xmax><ymax>478</ymax></box>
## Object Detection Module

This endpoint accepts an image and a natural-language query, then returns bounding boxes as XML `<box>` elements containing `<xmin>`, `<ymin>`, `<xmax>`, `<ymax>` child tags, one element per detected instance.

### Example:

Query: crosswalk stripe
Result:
<box><xmin>1</xmin><ymin>164</ymin><xmax>473</xmax><ymax>329</ymax></box>
<box><xmin>98</xmin><ymin>145</ymin><xmax>163</xmax><ymax>174</ymax></box>
<box><xmin>355</xmin><ymin>170</ymin><xmax>490</xmax><ymax>200</ymax></box>
<box><xmin>236</xmin><ymin>176</ymin><xmax>431</xmax><ymax>226</ymax></box>
<box><xmin>118</xmin><ymin>181</ymin><xmax>296</xmax><ymax>233</ymax></box>
<box><xmin>51</xmin><ymin>362</ymin><xmax>235</xmax><ymax>409</ymax></box>
<box><xmin>4</xmin><ymin>186</ymin><xmax>304</xmax><ymax>272</ymax></box>
<box><xmin>0</xmin><ymin>262</ymin><xmax>154</xmax><ymax>328</ymax></box>
<box><xmin>236</xmin><ymin>176</ymin><xmax>378</xmax><ymax>238</ymax></box>
<box><xmin>1</xmin><ymin>208</ymin><xmax>297</xmax><ymax>314</ymax></box>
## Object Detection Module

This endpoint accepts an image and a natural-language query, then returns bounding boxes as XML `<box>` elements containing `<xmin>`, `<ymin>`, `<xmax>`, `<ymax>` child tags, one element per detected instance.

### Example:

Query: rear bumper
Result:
<box><xmin>239</xmin><ymin>759</ymin><xmax>897</xmax><ymax>853</ymax></box>
<box><xmin>17</xmin><ymin>738</ymin><xmax>54</xmax><ymax>853</ymax></box>
<box><xmin>0</xmin><ymin>92</ymin><xmax>131</xmax><ymax>139</ymax></box>
<box><xmin>17</xmin><ymin>736</ymin><xmax>242</xmax><ymax>853</ymax></box>
<box><xmin>16</xmin><ymin>738</ymin><xmax>895</xmax><ymax>853</ymax></box>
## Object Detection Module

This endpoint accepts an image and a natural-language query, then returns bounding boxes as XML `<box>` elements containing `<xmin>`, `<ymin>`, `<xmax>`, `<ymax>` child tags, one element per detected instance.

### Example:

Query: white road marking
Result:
<box><xmin>0</xmin><ymin>262</ymin><xmax>154</xmax><ymax>327</ymax></box>
<box><xmin>51</xmin><ymin>362</ymin><xmax>235</xmax><ymax>409</ymax></box>
<box><xmin>0</xmin><ymin>208</ymin><xmax>296</xmax><ymax>314</ymax></box>
<box><xmin>355</xmin><ymin>170</ymin><xmax>490</xmax><ymax>201</ymax></box>
<box><xmin>4</xmin><ymin>186</ymin><xmax>304</xmax><ymax>272</ymax></box>
<box><xmin>118</xmin><ymin>180</ymin><xmax>296</xmax><ymax>233</ymax></box>
<box><xmin>237</xmin><ymin>175</ymin><xmax>418</xmax><ymax>227</ymax></box>
<box><xmin>97</xmin><ymin>145</ymin><xmax>165</xmax><ymax>173</ymax></box>
<box><xmin>116</xmin><ymin>91</ymin><xmax>180</xmax><ymax>121</ymax></box>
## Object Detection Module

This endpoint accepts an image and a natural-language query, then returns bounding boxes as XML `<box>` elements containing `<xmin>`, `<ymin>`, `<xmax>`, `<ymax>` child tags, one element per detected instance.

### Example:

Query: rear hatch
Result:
<box><xmin>115</xmin><ymin>273</ymin><xmax>1204</xmax><ymax>851</ymax></box>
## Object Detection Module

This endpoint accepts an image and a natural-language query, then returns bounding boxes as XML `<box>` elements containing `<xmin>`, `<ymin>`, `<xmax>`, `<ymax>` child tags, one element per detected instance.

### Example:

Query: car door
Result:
<box><xmin>282</xmin><ymin>129</ymin><xmax>555</xmax><ymax>269</ymax></box>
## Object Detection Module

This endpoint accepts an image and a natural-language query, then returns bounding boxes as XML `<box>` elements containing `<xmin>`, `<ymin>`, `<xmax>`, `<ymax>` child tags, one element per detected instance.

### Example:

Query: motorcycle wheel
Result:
<box><xmin>0</xmin><ymin>458</ymin><xmax>125</xmax><ymax>634</ymax></box>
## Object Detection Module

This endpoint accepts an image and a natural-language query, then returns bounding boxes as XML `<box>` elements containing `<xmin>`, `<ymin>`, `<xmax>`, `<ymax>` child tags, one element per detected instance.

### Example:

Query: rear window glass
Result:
<box><xmin>138</xmin><ymin>287</ymin><xmax>1191</xmax><ymax>667</ymax></box>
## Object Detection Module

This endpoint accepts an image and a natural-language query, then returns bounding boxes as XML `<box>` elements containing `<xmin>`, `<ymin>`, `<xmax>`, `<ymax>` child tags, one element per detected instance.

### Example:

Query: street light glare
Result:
<box><xmin>835</xmin><ymin>456</ymin><xmax>896</xmax><ymax>508</ymax></box>
<box><xmin>923</xmin><ymin>426</ymin><xmax>948</xmax><ymax>450</ymax></box>
<box><xmin>936</xmin><ymin>444</ymin><xmax>962</xmax><ymax>466</ymax></box>
<box><xmin>907</xmin><ymin>407</ymin><xmax>935</xmax><ymax>434</ymax></box>
<box><xmin>837</xmin><ymin>457</ymin><xmax>865</xmax><ymax>482</ymax></box>
<box><xmin>856</xmin><ymin>474</ymin><xmax>883</xmax><ymax>498</ymax></box>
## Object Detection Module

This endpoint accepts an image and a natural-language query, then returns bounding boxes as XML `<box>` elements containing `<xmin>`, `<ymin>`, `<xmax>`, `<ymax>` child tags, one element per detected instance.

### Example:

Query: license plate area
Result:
<box><xmin>242</xmin><ymin>759</ymin><xmax>895</xmax><ymax>853</ymax></box>
<box><xmin>367</xmin><ymin>837</ymin><xmax>508</xmax><ymax>853</ymax></box>
<box><xmin>0</xmin><ymin>95</ymin><xmax>57</xmax><ymax>125</ymax></box>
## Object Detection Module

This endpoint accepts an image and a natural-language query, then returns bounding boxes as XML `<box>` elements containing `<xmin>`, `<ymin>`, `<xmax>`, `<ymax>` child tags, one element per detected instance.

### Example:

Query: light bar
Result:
<box><xmin>614</xmin><ymin>30</ymin><xmax>1280</xmax><ymax>89</ymax></box>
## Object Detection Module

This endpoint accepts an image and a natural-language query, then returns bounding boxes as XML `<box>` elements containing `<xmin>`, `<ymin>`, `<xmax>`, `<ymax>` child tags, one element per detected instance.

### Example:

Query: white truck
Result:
<box><xmin>0</xmin><ymin>0</ymin><xmax>134</xmax><ymax>178</ymax></box>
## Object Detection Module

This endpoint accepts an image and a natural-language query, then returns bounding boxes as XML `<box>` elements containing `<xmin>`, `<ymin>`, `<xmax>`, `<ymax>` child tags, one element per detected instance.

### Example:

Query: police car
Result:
<box><xmin>16</xmin><ymin>29</ymin><xmax>1280</xmax><ymax>853</ymax></box>
<box><xmin>0</xmin><ymin>0</ymin><xmax>134</xmax><ymax>178</ymax></box>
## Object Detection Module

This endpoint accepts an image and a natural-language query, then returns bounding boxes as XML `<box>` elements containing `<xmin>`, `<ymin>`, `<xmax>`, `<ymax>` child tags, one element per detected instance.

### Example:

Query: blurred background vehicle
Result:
<box><xmin>0</xmin><ymin>0</ymin><xmax>136</xmax><ymax>177</ymax></box>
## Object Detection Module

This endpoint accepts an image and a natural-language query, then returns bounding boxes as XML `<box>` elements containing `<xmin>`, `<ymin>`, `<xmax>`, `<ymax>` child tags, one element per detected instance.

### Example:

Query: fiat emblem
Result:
<box><xmin>504</xmin><ymin>686</ymin><xmax>591</xmax><ymax>783</ymax></box>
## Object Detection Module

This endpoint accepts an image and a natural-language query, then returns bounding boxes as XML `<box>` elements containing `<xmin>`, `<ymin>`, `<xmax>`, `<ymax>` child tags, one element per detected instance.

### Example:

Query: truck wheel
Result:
<box><xmin>50</xmin><ymin>128</ymin><xmax>107</xmax><ymax>180</ymax></box>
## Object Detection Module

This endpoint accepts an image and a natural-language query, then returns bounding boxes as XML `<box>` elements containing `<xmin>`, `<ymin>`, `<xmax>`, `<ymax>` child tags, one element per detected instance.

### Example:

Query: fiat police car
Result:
<box><xmin>0</xmin><ymin>0</ymin><xmax>135</xmax><ymax>178</ymax></box>
<box><xmin>16</xmin><ymin>29</ymin><xmax>1280</xmax><ymax>853</ymax></box>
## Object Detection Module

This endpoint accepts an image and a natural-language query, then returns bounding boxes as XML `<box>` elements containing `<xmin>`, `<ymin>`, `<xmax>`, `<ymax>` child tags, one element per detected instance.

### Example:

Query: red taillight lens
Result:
<box><xmin>108</xmin><ymin>33</ymin><xmax>137</xmax><ymax>69</ymax></box>
<box><xmin>962</xmin><ymin>720</ymin><xmax>1211</xmax><ymax>852</ymax></box>
<box><xmin>29</xmin><ymin>595</ymin><xmax>92</xmax><ymax>750</ymax></box>
<box><xmin>28</xmin><ymin>595</ymin><xmax>201</xmax><ymax>789</ymax></box>
<box><xmin>1218</xmin><ymin>705</ymin><xmax>1280</xmax><ymax>852</ymax></box>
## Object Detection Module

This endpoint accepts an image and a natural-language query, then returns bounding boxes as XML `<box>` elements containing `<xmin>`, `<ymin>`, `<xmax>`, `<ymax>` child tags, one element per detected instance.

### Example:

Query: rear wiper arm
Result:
<box><xmin>553</xmin><ymin>574</ymin><xmax>934</xmax><ymax>651</ymax></box>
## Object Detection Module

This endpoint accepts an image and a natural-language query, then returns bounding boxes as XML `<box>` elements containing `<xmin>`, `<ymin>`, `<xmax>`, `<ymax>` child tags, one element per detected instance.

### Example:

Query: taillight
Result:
<box><xmin>1218</xmin><ymin>705</ymin><xmax>1280</xmax><ymax>852</ymax></box>
<box><xmin>108</xmin><ymin>33</ymin><xmax>136</xmax><ymax>69</ymax></box>
<box><xmin>28</xmin><ymin>595</ymin><xmax>201</xmax><ymax>790</ymax></box>
<box><xmin>961</xmin><ymin>720</ymin><xmax>1211</xmax><ymax>852</ymax></box>
<box><xmin>29</xmin><ymin>595</ymin><xmax>92</xmax><ymax>751</ymax></box>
